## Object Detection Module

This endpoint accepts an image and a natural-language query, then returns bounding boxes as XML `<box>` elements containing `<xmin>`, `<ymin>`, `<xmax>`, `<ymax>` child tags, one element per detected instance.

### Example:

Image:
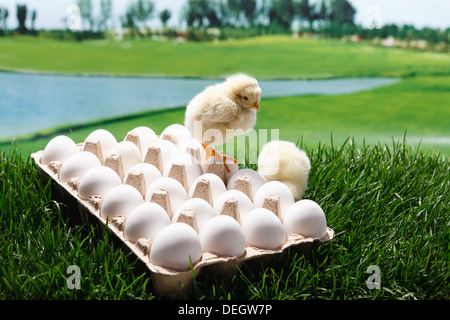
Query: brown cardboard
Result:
<box><xmin>31</xmin><ymin>143</ymin><xmax>334</xmax><ymax>298</ymax></box>
<box><xmin>191</xmin><ymin>178</ymin><xmax>214</xmax><ymax>206</ymax></box>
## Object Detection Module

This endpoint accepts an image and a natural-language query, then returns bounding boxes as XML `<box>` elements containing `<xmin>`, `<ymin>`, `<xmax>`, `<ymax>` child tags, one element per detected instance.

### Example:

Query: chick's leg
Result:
<box><xmin>202</xmin><ymin>143</ymin><xmax>216</xmax><ymax>158</ymax></box>
<box><xmin>202</xmin><ymin>144</ymin><xmax>237</xmax><ymax>173</ymax></box>
<box><xmin>218</xmin><ymin>150</ymin><xmax>238</xmax><ymax>173</ymax></box>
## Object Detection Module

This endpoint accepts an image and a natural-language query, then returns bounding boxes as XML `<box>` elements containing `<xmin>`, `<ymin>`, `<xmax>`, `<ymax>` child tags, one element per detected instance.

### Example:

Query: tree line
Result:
<box><xmin>0</xmin><ymin>0</ymin><xmax>448</xmax><ymax>50</ymax></box>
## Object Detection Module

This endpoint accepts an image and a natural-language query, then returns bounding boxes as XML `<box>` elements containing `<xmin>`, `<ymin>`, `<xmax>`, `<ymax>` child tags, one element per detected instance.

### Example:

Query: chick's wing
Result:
<box><xmin>200</xmin><ymin>95</ymin><xmax>239</xmax><ymax>123</ymax></box>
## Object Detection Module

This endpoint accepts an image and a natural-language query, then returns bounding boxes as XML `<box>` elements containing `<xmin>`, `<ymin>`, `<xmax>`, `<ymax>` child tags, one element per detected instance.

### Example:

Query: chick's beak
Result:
<box><xmin>250</xmin><ymin>103</ymin><xmax>260</xmax><ymax>111</ymax></box>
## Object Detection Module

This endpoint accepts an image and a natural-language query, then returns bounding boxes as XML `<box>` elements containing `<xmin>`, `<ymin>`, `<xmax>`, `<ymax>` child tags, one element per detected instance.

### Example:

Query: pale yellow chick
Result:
<box><xmin>257</xmin><ymin>140</ymin><xmax>311</xmax><ymax>201</ymax></box>
<box><xmin>184</xmin><ymin>73</ymin><xmax>261</xmax><ymax>148</ymax></box>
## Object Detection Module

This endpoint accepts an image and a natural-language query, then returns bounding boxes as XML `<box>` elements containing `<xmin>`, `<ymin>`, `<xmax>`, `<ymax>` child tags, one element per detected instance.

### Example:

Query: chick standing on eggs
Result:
<box><xmin>184</xmin><ymin>73</ymin><xmax>261</xmax><ymax>148</ymax></box>
<box><xmin>257</xmin><ymin>140</ymin><xmax>311</xmax><ymax>201</ymax></box>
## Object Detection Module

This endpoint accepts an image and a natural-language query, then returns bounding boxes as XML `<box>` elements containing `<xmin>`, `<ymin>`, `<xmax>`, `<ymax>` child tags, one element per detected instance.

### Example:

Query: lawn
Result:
<box><xmin>0</xmin><ymin>35</ymin><xmax>449</xmax><ymax>79</ymax></box>
<box><xmin>0</xmin><ymin>35</ymin><xmax>449</xmax><ymax>301</ymax></box>
<box><xmin>1</xmin><ymin>139</ymin><xmax>448</xmax><ymax>300</ymax></box>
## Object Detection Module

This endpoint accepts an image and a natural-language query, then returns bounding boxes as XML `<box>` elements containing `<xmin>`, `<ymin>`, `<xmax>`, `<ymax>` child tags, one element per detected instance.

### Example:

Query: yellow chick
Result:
<box><xmin>257</xmin><ymin>140</ymin><xmax>311</xmax><ymax>201</ymax></box>
<box><xmin>184</xmin><ymin>73</ymin><xmax>261</xmax><ymax>148</ymax></box>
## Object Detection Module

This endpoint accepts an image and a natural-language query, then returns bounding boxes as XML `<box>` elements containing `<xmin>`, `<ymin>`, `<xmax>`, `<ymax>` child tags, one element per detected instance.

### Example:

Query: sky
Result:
<box><xmin>0</xmin><ymin>0</ymin><xmax>448</xmax><ymax>31</ymax></box>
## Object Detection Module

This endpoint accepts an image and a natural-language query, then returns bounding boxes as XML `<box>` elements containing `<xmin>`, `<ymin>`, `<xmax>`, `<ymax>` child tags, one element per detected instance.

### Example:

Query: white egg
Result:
<box><xmin>59</xmin><ymin>151</ymin><xmax>102</xmax><ymax>182</ymax></box>
<box><xmin>124</xmin><ymin>202</ymin><xmax>171</xmax><ymax>242</ymax></box>
<box><xmin>160</xmin><ymin>124</ymin><xmax>192</xmax><ymax>152</ymax></box>
<box><xmin>107</xmin><ymin>141</ymin><xmax>142</xmax><ymax>175</ymax></box>
<box><xmin>172</xmin><ymin>198</ymin><xmax>216</xmax><ymax>231</ymax></box>
<box><xmin>227</xmin><ymin>168</ymin><xmax>264</xmax><ymax>199</ymax></box>
<box><xmin>144</xmin><ymin>139</ymin><xmax>180</xmax><ymax>172</ymax></box>
<box><xmin>189</xmin><ymin>173</ymin><xmax>227</xmax><ymax>206</ymax></box>
<box><xmin>163</xmin><ymin>153</ymin><xmax>202</xmax><ymax>190</ymax></box>
<box><xmin>253</xmin><ymin>181</ymin><xmax>295</xmax><ymax>219</ymax></box>
<box><xmin>283</xmin><ymin>199</ymin><xmax>328</xmax><ymax>239</ymax></box>
<box><xmin>78</xmin><ymin>166</ymin><xmax>122</xmax><ymax>200</ymax></box>
<box><xmin>100</xmin><ymin>184</ymin><xmax>145</xmax><ymax>220</ymax></box>
<box><xmin>124</xmin><ymin>163</ymin><xmax>162</xmax><ymax>190</ymax></box>
<box><xmin>241</xmin><ymin>208</ymin><xmax>286</xmax><ymax>250</ymax></box>
<box><xmin>127</xmin><ymin>126</ymin><xmax>158</xmax><ymax>155</ymax></box>
<box><xmin>150</xmin><ymin>223</ymin><xmax>202</xmax><ymax>271</ymax></box>
<box><xmin>41</xmin><ymin>135</ymin><xmax>79</xmax><ymax>165</ymax></box>
<box><xmin>145</xmin><ymin>177</ymin><xmax>188</xmax><ymax>213</ymax></box>
<box><xmin>183</xmin><ymin>138</ymin><xmax>207</xmax><ymax>163</ymax></box>
<box><xmin>83</xmin><ymin>129</ymin><xmax>118</xmax><ymax>162</ymax></box>
<box><xmin>213</xmin><ymin>190</ymin><xmax>254</xmax><ymax>220</ymax></box>
<box><xmin>199</xmin><ymin>215</ymin><xmax>246</xmax><ymax>257</ymax></box>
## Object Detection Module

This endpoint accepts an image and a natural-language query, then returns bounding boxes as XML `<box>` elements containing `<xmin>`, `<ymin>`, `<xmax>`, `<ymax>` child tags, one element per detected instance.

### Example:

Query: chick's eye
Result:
<box><xmin>243</xmin><ymin>96</ymin><xmax>248</xmax><ymax>100</ymax></box>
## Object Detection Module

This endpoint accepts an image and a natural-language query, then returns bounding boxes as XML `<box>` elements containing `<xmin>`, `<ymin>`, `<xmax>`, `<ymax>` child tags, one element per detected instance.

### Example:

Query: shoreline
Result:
<box><xmin>0</xmin><ymin>67</ymin><xmax>402</xmax><ymax>81</ymax></box>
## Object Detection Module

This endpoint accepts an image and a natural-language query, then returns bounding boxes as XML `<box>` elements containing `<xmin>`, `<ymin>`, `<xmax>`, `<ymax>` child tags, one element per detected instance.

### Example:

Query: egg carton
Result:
<box><xmin>31</xmin><ymin>125</ymin><xmax>334</xmax><ymax>298</ymax></box>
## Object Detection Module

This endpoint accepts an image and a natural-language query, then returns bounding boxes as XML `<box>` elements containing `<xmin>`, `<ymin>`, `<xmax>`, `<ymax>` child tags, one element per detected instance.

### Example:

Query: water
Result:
<box><xmin>0</xmin><ymin>72</ymin><xmax>398</xmax><ymax>140</ymax></box>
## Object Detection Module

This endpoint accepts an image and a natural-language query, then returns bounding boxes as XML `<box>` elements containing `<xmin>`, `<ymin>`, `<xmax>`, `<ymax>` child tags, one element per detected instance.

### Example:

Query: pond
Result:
<box><xmin>0</xmin><ymin>72</ymin><xmax>399</xmax><ymax>140</ymax></box>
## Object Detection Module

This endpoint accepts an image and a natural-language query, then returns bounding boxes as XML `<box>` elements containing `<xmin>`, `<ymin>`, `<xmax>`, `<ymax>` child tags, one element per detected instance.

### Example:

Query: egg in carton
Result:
<box><xmin>31</xmin><ymin>125</ymin><xmax>334</xmax><ymax>298</ymax></box>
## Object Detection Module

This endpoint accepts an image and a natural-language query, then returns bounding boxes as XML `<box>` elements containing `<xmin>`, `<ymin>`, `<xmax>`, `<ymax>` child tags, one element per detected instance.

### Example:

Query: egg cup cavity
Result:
<box><xmin>31</xmin><ymin>127</ymin><xmax>335</xmax><ymax>298</ymax></box>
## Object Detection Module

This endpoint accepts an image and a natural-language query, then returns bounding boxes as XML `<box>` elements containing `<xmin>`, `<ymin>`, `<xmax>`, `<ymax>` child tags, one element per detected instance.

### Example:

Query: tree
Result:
<box><xmin>159</xmin><ymin>9</ymin><xmax>171</xmax><ymax>28</ymax></box>
<box><xmin>183</xmin><ymin>0</ymin><xmax>219</xmax><ymax>28</ymax></box>
<box><xmin>78</xmin><ymin>0</ymin><xmax>93</xmax><ymax>31</ymax></box>
<box><xmin>0</xmin><ymin>7</ymin><xmax>8</xmax><ymax>35</ymax></box>
<box><xmin>241</xmin><ymin>0</ymin><xmax>257</xmax><ymax>26</ymax></box>
<box><xmin>99</xmin><ymin>0</ymin><xmax>112</xmax><ymax>31</ymax></box>
<box><xmin>31</xmin><ymin>9</ymin><xmax>37</xmax><ymax>32</ymax></box>
<box><xmin>329</xmin><ymin>0</ymin><xmax>355</xmax><ymax>26</ymax></box>
<box><xmin>227</xmin><ymin>0</ymin><xmax>257</xmax><ymax>26</ymax></box>
<box><xmin>134</xmin><ymin>0</ymin><xmax>154</xmax><ymax>30</ymax></box>
<box><xmin>121</xmin><ymin>0</ymin><xmax>154</xmax><ymax>37</ymax></box>
<box><xmin>16</xmin><ymin>4</ymin><xmax>27</xmax><ymax>34</ymax></box>
<box><xmin>297</xmin><ymin>0</ymin><xmax>319</xmax><ymax>31</ymax></box>
<box><xmin>268</xmin><ymin>0</ymin><xmax>295</xmax><ymax>31</ymax></box>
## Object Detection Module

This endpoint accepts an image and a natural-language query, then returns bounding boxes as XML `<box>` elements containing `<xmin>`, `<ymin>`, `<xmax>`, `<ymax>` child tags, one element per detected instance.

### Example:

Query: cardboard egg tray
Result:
<box><xmin>31</xmin><ymin>132</ymin><xmax>334</xmax><ymax>298</ymax></box>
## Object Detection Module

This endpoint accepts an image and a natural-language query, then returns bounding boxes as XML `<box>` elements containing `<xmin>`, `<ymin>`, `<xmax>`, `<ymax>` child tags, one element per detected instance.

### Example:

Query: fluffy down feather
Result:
<box><xmin>257</xmin><ymin>140</ymin><xmax>311</xmax><ymax>201</ymax></box>
<box><xmin>184</xmin><ymin>73</ymin><xmax>261</xmax><ymax>147</ymax></box>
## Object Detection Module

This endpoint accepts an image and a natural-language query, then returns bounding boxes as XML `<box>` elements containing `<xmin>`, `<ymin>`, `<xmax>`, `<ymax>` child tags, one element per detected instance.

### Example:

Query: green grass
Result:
<box><xmin>1</xmin><ymin>139</ymin><xmax>448</xmax><ymax>299</ymax></box>
<box><xmin>0</xmin><ymin>35</ymin><xmax>449</xmax><ymax>78</ymax></box>
<box><xmin>1</xmin><ymin>35</ymin><xmax>449</xmax><ymax>300</ymax></box>
<box><xmin>3</xmin><ymin>75</ymin><xmax>449</xmax><ymax>155</ymax></box>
